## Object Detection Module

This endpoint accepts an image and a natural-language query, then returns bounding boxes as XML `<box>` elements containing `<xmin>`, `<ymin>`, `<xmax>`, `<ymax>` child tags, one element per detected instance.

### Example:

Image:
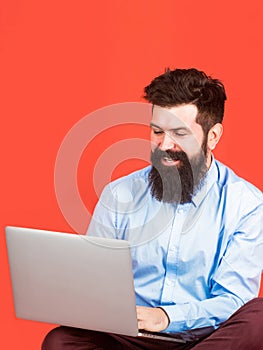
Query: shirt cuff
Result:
<box><xmin>160</xmin><ymin>304</ymin><xmax>187</xmax><ymax>332</ymax></box>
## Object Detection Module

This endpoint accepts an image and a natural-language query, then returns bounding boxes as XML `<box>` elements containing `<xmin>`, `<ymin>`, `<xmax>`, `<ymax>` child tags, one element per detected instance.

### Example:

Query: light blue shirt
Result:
<box><xmin>87</xmin><ymin>158</ymin><xmax>263</xmax><ymax>332</ymax></box>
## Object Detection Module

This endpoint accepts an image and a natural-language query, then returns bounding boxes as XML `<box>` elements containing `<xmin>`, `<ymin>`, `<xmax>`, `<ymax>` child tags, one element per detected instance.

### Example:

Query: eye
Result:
<box><xmin>172</xmin><ymin>130</ymin><xmax>189</xmax><ymax>137</ymax></box>
<box><xmin>153</xmin><ymin>129</ymin><xmax>164</xmax><ymax>135</ymax></box>
<box><xmin>174</xmin><ymin>132</ymin><xmax>187</xmax><ymax>137</ymax></box>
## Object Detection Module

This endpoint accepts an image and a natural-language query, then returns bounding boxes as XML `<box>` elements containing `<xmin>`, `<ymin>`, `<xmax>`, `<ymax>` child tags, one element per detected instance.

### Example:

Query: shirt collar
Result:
<box><xmin>191</xmin><ymin>156</ymin><xmax>218</xmax><ymax>207</ymax></box>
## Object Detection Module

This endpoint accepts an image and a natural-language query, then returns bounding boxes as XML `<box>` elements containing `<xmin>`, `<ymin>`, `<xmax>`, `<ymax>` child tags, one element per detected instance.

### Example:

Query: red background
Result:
<box><xmin>1</xmin><ymin>1</ymin><xmax>263</xmax><ymax>348</ymax></box>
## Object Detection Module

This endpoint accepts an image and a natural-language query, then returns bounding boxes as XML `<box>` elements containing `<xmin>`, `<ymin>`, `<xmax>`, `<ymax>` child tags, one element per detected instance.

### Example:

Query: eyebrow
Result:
<box><xmin>150</xmin><ymin>122</ymin><xmax>191</xmax><ymax>133</ymax></box>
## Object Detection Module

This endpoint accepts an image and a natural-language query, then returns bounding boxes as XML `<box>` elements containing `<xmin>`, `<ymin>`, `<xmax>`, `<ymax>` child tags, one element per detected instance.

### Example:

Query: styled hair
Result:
<box><xmin>144</xmin><ymin>68</ymin><xmax>227</xmax><ymax>134</ymax></box>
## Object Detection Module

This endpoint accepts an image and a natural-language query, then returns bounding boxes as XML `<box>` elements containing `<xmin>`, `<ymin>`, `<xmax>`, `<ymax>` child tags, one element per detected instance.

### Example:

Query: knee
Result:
<box><xmin>41</xmin><ymin>326</ymin><xmax>68</xmax><ymax>350</ymax></box>
<box><xmin>244</xmin><ymin>297</ymin><xmax>263</xmax><ymax>315</ymax></box>
<box><xmin>237</xmin><ymin>298</ymin><xmax>263</xmax><ymax>347</ymax></box>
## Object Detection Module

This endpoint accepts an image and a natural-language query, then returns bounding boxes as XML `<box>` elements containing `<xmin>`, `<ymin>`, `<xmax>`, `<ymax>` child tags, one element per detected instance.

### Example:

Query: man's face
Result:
<box><xmin>149</xmin><ymin>104</ymin><xmax>209</xmax><ymax>204</ymax></box>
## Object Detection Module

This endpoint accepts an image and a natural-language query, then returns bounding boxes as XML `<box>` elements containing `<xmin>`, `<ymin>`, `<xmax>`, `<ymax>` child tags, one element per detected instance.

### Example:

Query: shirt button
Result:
<box><xmin>170</xmin><ymin>246</ymin><xmax>176</xmax><ymax>251</ymax></box>
<box><xmin>166</xmin><ymin>279</ymin><xmax>174</xmax><ymax>286</ymax></box>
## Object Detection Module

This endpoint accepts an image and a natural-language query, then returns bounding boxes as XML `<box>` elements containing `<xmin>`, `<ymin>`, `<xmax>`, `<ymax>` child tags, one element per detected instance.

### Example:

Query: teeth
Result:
<box><xmin>163</xmin><ymin>156</ymin><xmax>174</xmax><ymax>162</ymax></box>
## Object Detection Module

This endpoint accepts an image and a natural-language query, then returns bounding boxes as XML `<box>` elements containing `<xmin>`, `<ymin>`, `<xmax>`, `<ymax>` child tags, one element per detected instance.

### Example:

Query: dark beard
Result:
<box><xmin>148</xmin><ymin>148</ymin><xmax>208</xmax><ymax>204</ymax></box>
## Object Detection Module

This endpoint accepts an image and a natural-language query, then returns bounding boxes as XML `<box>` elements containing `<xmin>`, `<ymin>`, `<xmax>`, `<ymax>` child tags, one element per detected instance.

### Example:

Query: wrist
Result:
<box><xmin>157</xmin><ymin>307</ymin><xmax>170</xmax><ymax>330</ymax></box>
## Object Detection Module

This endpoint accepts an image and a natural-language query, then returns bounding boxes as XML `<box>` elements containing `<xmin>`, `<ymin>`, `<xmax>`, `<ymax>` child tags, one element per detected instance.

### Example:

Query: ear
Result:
<box><xmin>207</xmin><ymin>123</ymin><xmax>223</xmax><ymax>151</ymax></box>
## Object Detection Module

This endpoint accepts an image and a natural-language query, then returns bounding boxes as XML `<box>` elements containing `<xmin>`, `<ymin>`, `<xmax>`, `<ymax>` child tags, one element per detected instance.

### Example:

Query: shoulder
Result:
<box><xmin>214</xmin><ymin>159</ymin><xmax>263</xmax><ymax>207</ymax></box>
<box><xmin>100</xmin><ymin>166</ymin><xmax>151</xmax><ymax>202</ymax></box>
<box><xmin>109</xmin><ymin>166</ymin><xmax>151</xmax><ymax>186</ymax></box>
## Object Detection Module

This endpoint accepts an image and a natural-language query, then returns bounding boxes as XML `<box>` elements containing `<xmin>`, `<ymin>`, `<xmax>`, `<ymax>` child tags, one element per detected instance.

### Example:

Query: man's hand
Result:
<box><xmin>136</xmin><ymin>306</ymin><xmax>169</xmax><ymax>332</ymax></box>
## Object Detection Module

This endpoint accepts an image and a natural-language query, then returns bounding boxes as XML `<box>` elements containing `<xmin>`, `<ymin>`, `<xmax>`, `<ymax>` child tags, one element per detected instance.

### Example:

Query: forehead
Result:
<box><xmin>151</xmin><ymin>104</ymin><xmax>200</xmax><ymax>131</ymax></box>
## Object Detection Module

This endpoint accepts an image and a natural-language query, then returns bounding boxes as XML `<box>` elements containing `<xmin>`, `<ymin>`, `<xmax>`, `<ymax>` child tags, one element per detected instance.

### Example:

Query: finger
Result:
<box><xmin>136</xmin><ymin>305</ymin><xmax>144</xmax><ymax>314</ymax></box>
<box><xmin>138</xmin><ymin>320</ymin><xmax>146</xmax><ymax>330</ymax></box>
<box><xmin>136</xmin><ymin>306</ymin><xmax>145</xmax><ymax>320</ymax></box>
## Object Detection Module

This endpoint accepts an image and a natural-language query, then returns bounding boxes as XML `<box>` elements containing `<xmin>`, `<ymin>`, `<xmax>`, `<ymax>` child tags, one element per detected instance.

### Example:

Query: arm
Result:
<box><xmin>86</xmin><ymin>184</ymin><xmax>118</xmax><ymax>238</ymax></box>
<box><xmin>161</xmin><ymin>203</ymin><xmax>263</xmax><ymax>332</ymax></box>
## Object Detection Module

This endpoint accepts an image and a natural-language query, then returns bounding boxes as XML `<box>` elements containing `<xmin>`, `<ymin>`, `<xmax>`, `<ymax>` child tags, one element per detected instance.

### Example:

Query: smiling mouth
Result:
<box><xmin>162</xmin><ymin>156</ymin><xmax>180</xmax><ymax>166</ymax></box>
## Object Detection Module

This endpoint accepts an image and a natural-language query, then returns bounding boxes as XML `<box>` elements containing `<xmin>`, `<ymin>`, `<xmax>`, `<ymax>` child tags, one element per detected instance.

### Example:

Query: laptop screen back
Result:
<box><xmin>5</xmin><ymin>226</ymin><xmax>139</xmax><ymax>336</ymax></box>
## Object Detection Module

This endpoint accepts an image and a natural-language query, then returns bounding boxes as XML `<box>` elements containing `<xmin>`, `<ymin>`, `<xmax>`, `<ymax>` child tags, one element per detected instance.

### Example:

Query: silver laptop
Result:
<box><xmin>5</xmin><ymin>226</ymin><xmax>213</xmax><ymax>343</ymax></box>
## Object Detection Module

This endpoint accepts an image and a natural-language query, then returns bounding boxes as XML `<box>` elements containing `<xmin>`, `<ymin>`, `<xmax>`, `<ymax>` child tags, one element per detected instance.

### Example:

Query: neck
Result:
<box><xmin>206</xmin><ymin>152</ymin><xmax>213</xmax><ymax>169</ymax></box>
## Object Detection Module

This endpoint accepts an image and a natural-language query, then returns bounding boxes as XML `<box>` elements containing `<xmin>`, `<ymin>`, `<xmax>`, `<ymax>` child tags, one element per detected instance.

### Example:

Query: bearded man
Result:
<box><xmin>42</xmin><ymin>68</ymin><xmax>263</xmax><ymax>350</ymax></box>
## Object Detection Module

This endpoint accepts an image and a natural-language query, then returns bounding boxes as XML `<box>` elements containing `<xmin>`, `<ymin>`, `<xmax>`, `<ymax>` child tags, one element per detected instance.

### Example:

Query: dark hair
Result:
<box><xmin>144</xmin><ymin>68</ymin><xmax>227</xmax><ymax>134</ymax></box>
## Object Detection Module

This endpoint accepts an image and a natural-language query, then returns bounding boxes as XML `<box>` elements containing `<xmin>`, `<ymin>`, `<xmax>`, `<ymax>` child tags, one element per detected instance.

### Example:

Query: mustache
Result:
<box><xmin>151</xmin><ymin>148</ymin><xmax>189</xmax><ymax>162</ymax></box>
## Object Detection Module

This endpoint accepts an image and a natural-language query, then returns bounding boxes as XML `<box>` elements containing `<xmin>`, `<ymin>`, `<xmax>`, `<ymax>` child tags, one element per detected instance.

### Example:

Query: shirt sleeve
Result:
<box><xmin>162</xmin><ymin>201</ymin><xmax>263</xmax><ymax>332</ymax></box>
<box><xmin>86</xmin><ymin>184</ymin><xmax>118</xmax><ymax>238</ymax></box>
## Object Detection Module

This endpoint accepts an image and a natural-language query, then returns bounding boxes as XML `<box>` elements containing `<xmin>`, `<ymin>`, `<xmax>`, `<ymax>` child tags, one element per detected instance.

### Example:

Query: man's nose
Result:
<box><xmin>159</xmin><ymin>132</ymin><xmax>175</xmax><ymax>151</ymax></box>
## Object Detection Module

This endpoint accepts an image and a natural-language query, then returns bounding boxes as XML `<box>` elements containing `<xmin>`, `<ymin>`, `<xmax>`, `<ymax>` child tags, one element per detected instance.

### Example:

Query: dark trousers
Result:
<box><xmin>41</xmin><ymin>297</ymin><xmax>263</xmax><ymax>350</ymax></box>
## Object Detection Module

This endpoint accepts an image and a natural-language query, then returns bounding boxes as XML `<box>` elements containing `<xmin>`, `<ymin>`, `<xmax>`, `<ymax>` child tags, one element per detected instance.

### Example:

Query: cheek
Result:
<box><xmin>151</xmin><ymin>142</ymin><xmax>158</xmax><ymax>153</ymax></box>
<box><xmin>179</xmin><ymin>136</ymin><xmax>203</xmax><ymax>156</ymax></box>
<box><xmin>150</xmin><ymin>134</ymin><xmax>160</xmax><ymax>151</ymax></box>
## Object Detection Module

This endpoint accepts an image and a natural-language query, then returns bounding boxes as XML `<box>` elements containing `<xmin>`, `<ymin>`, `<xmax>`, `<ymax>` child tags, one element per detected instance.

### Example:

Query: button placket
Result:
<box><xmin>161</xmin><ymin>206</ymin><xmax>189</xmax><ymax>303</ymax></box>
